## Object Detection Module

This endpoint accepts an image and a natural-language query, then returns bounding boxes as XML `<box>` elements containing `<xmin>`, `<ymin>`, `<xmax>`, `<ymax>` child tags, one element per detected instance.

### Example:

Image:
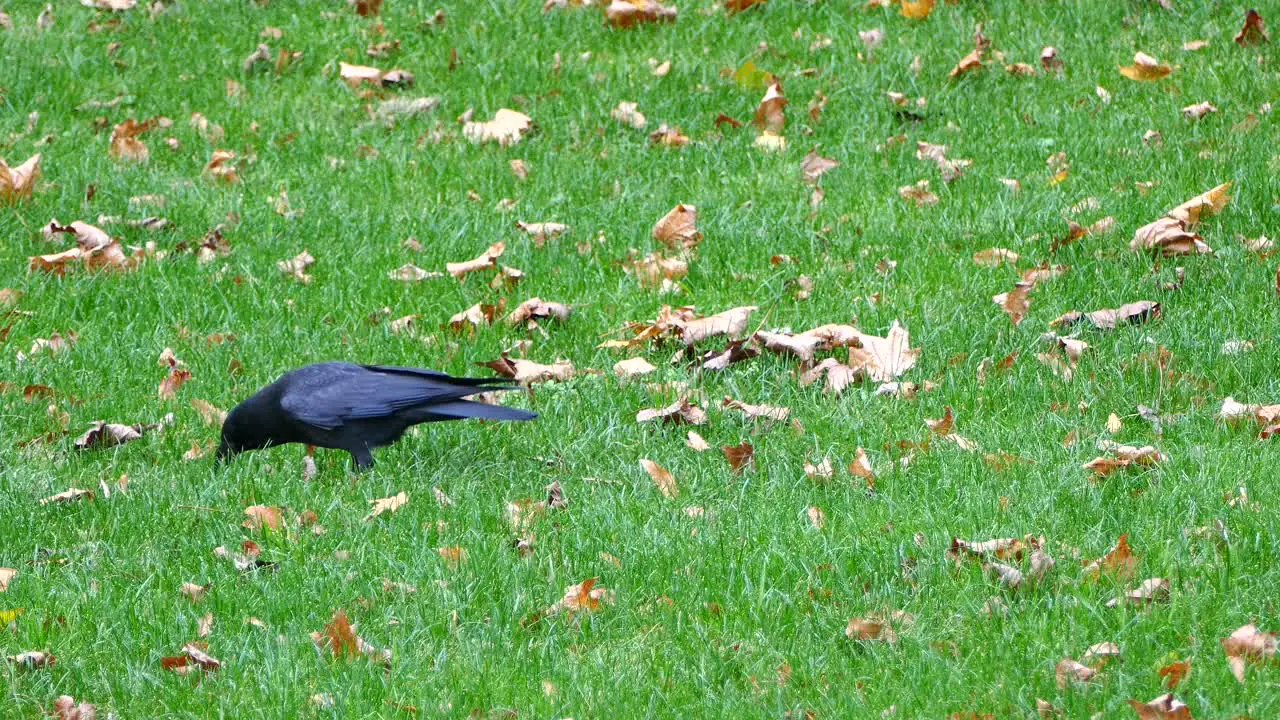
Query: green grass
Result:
<box><xmin>2</xmin><ymin>0</ymin><xmax>1279</xmax><ymax>716</ymax></box>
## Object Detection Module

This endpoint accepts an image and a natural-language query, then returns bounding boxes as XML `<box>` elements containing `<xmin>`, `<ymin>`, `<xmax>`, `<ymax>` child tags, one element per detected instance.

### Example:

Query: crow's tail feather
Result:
<box><xmin>424</xmin><ymin>400</ymin><xmax>537</xmax><ymax>422</ymax></box>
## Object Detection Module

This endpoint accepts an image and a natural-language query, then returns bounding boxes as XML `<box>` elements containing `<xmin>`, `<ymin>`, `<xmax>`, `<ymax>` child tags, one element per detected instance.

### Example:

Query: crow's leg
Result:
<box><xmin>349</xmin><ymin>446</ymin><xmax>375</xmax><ymax>471</ymax></box>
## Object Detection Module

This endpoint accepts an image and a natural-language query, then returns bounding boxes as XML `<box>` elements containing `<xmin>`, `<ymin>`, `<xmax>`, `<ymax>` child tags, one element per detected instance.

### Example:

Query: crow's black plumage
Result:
<box><xmin>215</xmin><ymin>362</ymin><xmax>535</xmax><ymax>469</ymax></box>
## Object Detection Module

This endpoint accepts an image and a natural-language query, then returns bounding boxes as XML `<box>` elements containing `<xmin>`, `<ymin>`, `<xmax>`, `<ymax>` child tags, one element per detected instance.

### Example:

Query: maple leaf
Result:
<box><xmin>1126</xmin><ymin>693</ymin><xmax>1190</xmax><ymax>720</ymax></box>
<box><xmin>1083</xmin><ymin>441</ymin><xmax>1166</xmax><ymax>476</ymax></box>
<box><xmin>916</xmin><ymin>141</ymin><xmax>971</xmax><ymax>182</ymax></box>
<box><xmin>0</xmin><ymin>154</ymin><xmax>40</xmax><ymax>203</ymax></box>
<box><xmin>622</xmin><ymin>250</ymin><xmax>688</xmax><ymax>289</ymax></box>
<box><xmin>505</xmin><ymin>297</ymin><xmax>571</xmax><ymax>329</ymax></box>
<box><xmin>722</xmin><ymin>442</ymin><xmax>754</xmax><ymax>473</ymax></box>
<box><xmin>1083</xmin><ymin>534</ymin><xmax>1138</xmax><ymax>580</ymax></box>
<box><xmin>847</xmin><ymin>448</ymin><xmax>875</xmax><ymax>490</ymax></box>
<box><xmin>1220</xmin><ymin>624</ymin><xmax>1276</xmax><ymax>684</ymax></box>
<box><xmin>311</xmin><ymin>610</ymin><xmax>391</xmax><ymax>667</ymax></box>
<box><xmin>1118</xmin><ymin>52</ymin><xmax>1172</xmax><ymax>81</ymax></box>
<box><xmin>160</xmin><ymin>644</ymin><xmax>221</xmax><ymax>674</ymax></box>
<box><xmin>652</xmin><ymin>204</ymin><xmax>701</xmax><ymax>249</ymax></box>
<box><xmin>364</xmin><ymin>491</ymin><xmax>408</xmax><ymax>521</ymax></box>
<box><xmin>800</xmin><ymin>151</ymin><xmax>839</xmax><ymax>184</ymax></box>
<box><xmin>1158</xmin><ymin>659</ymin><xmax>1191</xmax><ymax>689</ymax></box>
<box><xmin>463</xmin><ymin>109</ymin><xmax>533</xmax><ymax>146</ymax></box>
<box><xmin>898</xmin><ymin>180</ymin><xmax>939</xmax><ymax>207</ymax></box>
<box><xmin>993</xmin><ymin>282</ymin><xmax>1032</xmax><ymax>325</ymax></box>
<box><xmin>447</xmin><ymin>241</ymin><xmax>505</xmax><ymax>279</ymax></box>
<box><xmin>203</xmin><ymin>149</ymin><xmax>239</xmax><ymax>183</ymax></box>
<box><xmin>639</xmin><ymin>459</ymin><xmax>678</xmax><ymax>498</ymax></box>
<box><xmin>1234</xmin><ymin>9</ymin><xmax>1269</xmax><ymax>46</ymax></box>
<box><xmin>680</xmin><ymin>306</ymin><xmax>757</xmax><ymax>345</ymax></box>
<box><xmin>848</xmin><ymin>320</ymin><xmax>919</xmax><ymax>383</ymax></box>
<box><xmin>447</xmin><ymin>302</ymin><xmax>501</xmax><ymax>333</ymax></box>
<box><xmin>752</xmin><ymin>80</ymin><xmax>786</xmax><ymax>135</ymax></box>
<box><xmin>604</xmin><ymin>0</ymin><xmax>676</xmax><ymax>28</ymax></box>
<box><xmin>636</xmin><ymin>398</ymin><xmax>707</xmax><ymax>425</ymax></box>
<box><xmin>109</xmin><ymin>118</ymin><xmax>155</xmax><ymax>162</ymax></box>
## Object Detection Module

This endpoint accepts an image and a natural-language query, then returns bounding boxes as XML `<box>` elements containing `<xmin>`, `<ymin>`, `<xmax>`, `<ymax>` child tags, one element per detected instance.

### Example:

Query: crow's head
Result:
<box><xmin>215</xmin><ymin>404</ymin><xmax>272</xmax><ymax>465</ymax></box>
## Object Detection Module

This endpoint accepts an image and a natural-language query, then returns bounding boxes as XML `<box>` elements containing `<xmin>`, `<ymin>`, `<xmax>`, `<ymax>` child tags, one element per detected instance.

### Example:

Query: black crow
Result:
<box><xmin>215</xmin><ymin>362</ymin><xmax>535</xmax><ymax>469</ymax></box>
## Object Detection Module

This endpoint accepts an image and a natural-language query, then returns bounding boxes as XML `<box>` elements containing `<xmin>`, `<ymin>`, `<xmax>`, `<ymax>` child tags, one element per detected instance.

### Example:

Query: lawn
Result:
<box><xmin>2</xmin><ymin>0</ymin><xmax>1278</xmax><ymax>717</ymax></box>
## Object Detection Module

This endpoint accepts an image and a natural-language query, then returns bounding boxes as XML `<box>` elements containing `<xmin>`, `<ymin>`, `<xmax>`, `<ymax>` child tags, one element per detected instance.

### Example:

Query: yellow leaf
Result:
<box><xmin>900</xmin><ymin>0</ymin><xmax>934</xmax><ymax>20</ymax></box>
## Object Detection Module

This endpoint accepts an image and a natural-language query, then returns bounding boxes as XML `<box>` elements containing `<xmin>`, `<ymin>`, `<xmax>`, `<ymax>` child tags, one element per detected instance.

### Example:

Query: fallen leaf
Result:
<box><xmin>1083</xmin><ymin>442</ymin><xmax>1166</xmax><ymax>476</ymax></box>
<box><xmin>1051</xmin><ymin>301</ymin><xmax>1160</xmax><ymax>330</ymax></box>
<box><xmin>636</xmin><ymin>397</ymin><xmax>706</xmax><ymax>425</ymax></box>
<box><xmin>1234</xmin><ymin>9</ymin><xmax>1269</xmax><ymax>46</ymax></box>
<box><xmin>845</xmin><ymin>614</ymin><xmax>901</xmax><ymax>642</ymax></box>
<box><xmin>505</xmin><ymin>297</ymin><xmax>571</xmax><ymax>329</ymax></box>
<box><xmin>74</xmin><ymin>420</ymin><xmax>159</xmax><ymax>450</ymax></box>
<box><xmin>0</xmin><ymin>154</ymin><xmax>40</xmax><ymax>203</ymax></box>
<box><xmin>180</xmin><ymin>582</ymin><xmax>209</xmax><ymax>602</ymax></box>
<box><xmin>686</xmin><ymin>430</ymin><xmax>711</xmax><ymax>451</ymax></box>
<box><xmin>1126</xmin><ymin>693</ymin><xmax>1190</xmax><ymax>720</ymax></box>
<box><xmin>338</xmin><ymin>61</ymin><xmax>414</xmax><ymax>88</ymax></box>
<box><xmin>610</xmin><ymin>101</ymin><xmax>646</xmax><ymax>129</ymax></box>
<box><xmin>203</xmin><ymin>149</ymin><xmax>239</xmax><ymax>183</ymax></box>
<box><xmin>1056</xmin><ymin>658</ymin><xmax>1097</xmax><ymax>688</ymax></box>
<box><xmin>109</xmin><ymin>118</ymin><xmax>155</xmax><ymax>162</ymax></box>
<box><xmin>364</xmin><ymin>491</ymin><xmax>408</xmax><ymax>521</ymax></box>
<box><xmin>447</xmin><ymin>241</ymin><xmax>505</xmax><ymax>279</ymax></box>
<box><xmin>900</xmin><ymin>0</ymin><xmax>934</xmax><ymax>20</ymax></box>
<box><xmin>1107</xmin><ymin>577</ymin><xmax>1170</xmax><ymax>608</ymax></box>
<box><xmin>804</xmin><ymin>458</ymin><xmax>833</xmax><ymax>481</ymax></box>
<box><xmin>640</xmin><ymin>458</ymin><xmax>678</xmax><ymax>498</ymax></box>
<box><xmin>848</xmin><ymin>321</ymin><xmax>920</xmax><ymax>383</ymax></box>
<box><xmin>0</xmin><ymin>567</ymin><xmax>15</xmax><ymax>592</ymax></box>
<box><xmin>722</xmin><ymin>442</ymin><xmax>754</xmax><ymax>473</ymax></box>
<box><xmin>462</xmin><ymin>109</ymin><xmax>532</xmax><ymax>146</ymax></box>
<box><xmin>652</xmin><ymin>204</ymin><xmax>701</xmax><ymax>249</ymax></box>
<box><xmin>1158</xmin><ymin>659</ymin><xmax>1191</xmax><ymax>689</ymax></box>
<box><xmin>680</xmin><ymin>305</ymin><xmax>757</xmax><ymax>345</ymax></box>
<box><xmin>614</xmin><ymin>357</ymin><xmax>657</xmax><ymax>378</ymax></box>
<box><xmin>898</xmin><ymin>179</ymin><xmax>938</xmax><ymax>207</ymax></box>
<box><xmin>1119</xmin><ymin>52</ymin><xmax>1173</xmax><ymax>81</ymax></box>
<box><xmin>242</xmin><ymin>505</ymin><xmax>282</xmax><ymax>531</ymax></box>
<box><xmin>8</xmin><ymin>651</ymin><xmax>55</xmax><ymax>669</ymax></box>
<box><xmin>50</xmin><ymin>695</ymin><xmax>95</xmax><ymax>720</ymax></box>
<box><xmin>480</xmin><ymin>354</ymin><xmax>575</xmax><ymax>383</ymax></box>
<box><xmin>648</xmin><ymin>123</ymin><xmax>690</xmax><ymax>147</ymax></box>
<box><xmin>973</xmin><ymin>248</ymin><xmax>1019</xmax><ymax>267</ymax></box>
<box><xmin>950</xmin><ymin>536</ymin><xmax>1037</xmax><ymax>562</ymax></box>
<box><xmin>1082</xmin><ymin>642</ymin><xmax>1122</xmax><ymax>666</ymax></box>
<box><xmin>1181</xmin><ymin>102</ymin><xmax>1217</xmax><ymax>120</ymax></box>
<box><xmin>1083</xmin><ymin>534</ymin><xmax>1138</xmax><ymax>580</ymax></box>
<box><xmin>725</xmin><ymin>0</ymin><xmax>766</xmax><ymax>14</ymax></box>
<box><xmin>722</xmin><ymin>397</ymin><xmax>789</xmax><ymax>422</ymax></box>
<box><xmin>515</xmin><ymin>221</ymin><xmax>569</xmax><ymax>247</ymax></box>
<box><xmin>537</xmin><ymin>577</ymin><xmax>614</xmax><ymax>621</ymax></box>
<box><xmin>752</xmin><ymin>80</ymin><xmax>786</xmax><ymax>136</ymax></box>
<box><xmin>805</xmin><ymin>506</ymin><xmax>826</xmax><ymax>529</ymax></box>
<box><xmin>800</xmin><ymin>151</ymin><xmax>839</xmax><ymax>184</ymax></box>
<box><xmin>604</xmin><ymin>0</ymin><xmax>676</xmax><ymax>28</ymax></box>
<box><xmin>1220</xmin><ymin>624</ymin><xmax>1276</xmax><ymax>684</ymax></box>
<box><xmin>276</xmin><ymin>249</ymin><xmax>314</xmax><ymax>283</ymax></box>
<box><xmin>993</xmin><ymin>282</ymin><xmax>1032</xmax><ymax>325</ymax></box>
<box><xmin>311</xmin><ymin>610</ymin><xmax>391</xmax><ymax>667</ymax></box>
<box><xmin>160</xmin><ymin>644</ymin><xmax>220</xmax><ymax>674</ymax></box>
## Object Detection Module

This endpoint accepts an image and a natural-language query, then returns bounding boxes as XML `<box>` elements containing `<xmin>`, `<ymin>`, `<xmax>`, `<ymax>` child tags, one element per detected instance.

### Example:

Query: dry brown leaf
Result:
<box><xmin>8</xmin><ymin>651</ymin><xmax>55</xmax><ymax>669</ymax></box>
<box><xmin>725</xmin><ymin>0</ymin><xmax>766</xmax><ymax>14</ymax></box>
<box><xmin>848</xmin><ymin>320</ymin><xmax>919</xmax><ymax>383</ymax></box>
<box><xmin>1126</xmin><ymin>693</ymin><xmax>1190</xmax><ymax>720</ymax></box>
<box><xmin>75</xmin><ymin>420</ymin><xmax>159</xmax><ymax>450</ymax></box>
<box><xmin>50</xmin><ymin>695</ymin><xmax>95</xmax><ymax>720</ymax></box>
<box><xmin>1041</xmin><ymin>46</ymin><xmax>1063</xmax><ymax>71</ymax></box>
<box><xmin>540</xmin><ymin>577</ymin><xmax>614</xmax><ymax>620</ymax></box>
<box><xmin>636</xmin><ymin>397</ymin><xmax>706</xmax><ymax>425</ymax></box>
<box><xmin>276</xmin><ymin>249</ymin><xmax>314</xmax><ymax>283</ymax></box>
<box><xmin>610</xmin><ymin>101</ymin><xmax>646</xmax><ymax>129</ymax></box>
<box><xmin>1051</xmin><ymin>301</ymin><xmax>1160</xmax><ymax>330</ymax></box>
<box><xmin>686</xmin><ymin>431</ymin><xmax>711</xmax><ymax>452</ymax></box>
<box><xmin>481</xmin><ymin>355</ymin><xmax>574</xmax><ymax>383</ymax></box>
<box><xmin>447</xmin><ymin>241</ymin><xmax>505</xmax><ymax>279</ymax></box>
<box><xmin>339</xmin><ymin>61</ymin><xmax>413</xmax><ymax>88</ymax></box>
<box><xmin>1083</xmin><ymin>534</ymin><xmax>1138</xmax><ymax>580</ymax></box>
<box><xmin>949</xmin><ymin>48</ymin><xmax>984</xmax><ymax>78</ymax></box>
<box><xmin>1083</xmin><ymin>442</ymin><xmax>1166</xmax><ymax>476</ymax></box>
<box><xmin>1221</xmin><ymin>624</ymin><xmax>1275</xmax><ymax>684</ymax></box>
<box><xmin>160</xmin><ymin>644</ymin><xmax>221</xmax><ymax>675</ymax></box>
<box><xmin>898</xmin><ymin>180</ymin><xmax>938</xmax><ymax>207</ymax></box>
<box><xmin>1181</xmin><ymin>102</ymin><xmax>1217</xmax><ymax>120</ymax></box>
<box><xmin>1082</xmin><ymin>642</ymin><xmax>1121</xmax><ymax>666</ymax></box>
<box><xmin>1234</xmin><ymin>9</ymin><xmax>1269</xmax><ymax>46</ymax></box>
<box><xmin>41</xmin><ymin>489</ymin><xmax>94</xmax><ymax>506</ymax></box>
<box><xmin>109</xmin><ymin>118</ymin><xmax>155</xmax><ymax>162</ymax></box>
<box><xmin>722</xmin><ymin>442</ymin><xmax>754</xmax><ymax>473</ymax></box>
<box><xmin>648</xmin><ymin>123</ymin><xmax>690</xmax><ymax>147</ymax></box>
<box><xmin>722</xmin><ymin>397</ymin><xmax>789</xmax><ymax>422</ymax></box>
<box><xmin>0</xmin><ymin>154</ymin><xmax>40</xmax><ymax>203</ymax></box>
<box><xmin>916</xmin><ymin>141</ymin><xmax>972</xmax><ymax>182</ymax></box>
<box><xmin>515</xmin><ymin>221</ymin><xmax>569</xmax><ymax>247</ymax></box>
<box><xmin>462</xmin><ymin>109</ymin><xmax>532</xmax><ymax>146</ymax></box>
<box><xmin>652</xmin><ymin>204</ymin><xmax>700</xmax><ymax>249</ymax></box>
<box><xmin>805</xmin><ymin>506</ymin><xmax>825</xmax><ymax>529</ymax></box>
<box><xmin>993</xmin><ymin>282</ymin><xmax>1032</xmax><ymax>325</ymax></box>
<box><xmin>242</xmin><ymin>505</ymin><xmax>282</xmax><ymax>531</ymax></box>
<box><xmin>800</xmin><ymin>151</ymin><xmax>839</xmax><ymax>184</ymax></box>
<box><xmin>505</xmin><ymin>297</ymin><xmax>571</xmax><ymax>328</ymax></box>
<box><xmin>447</xmin><ymin>302</ymin><xmax>500</xmax><ymax>333</ymax></box>
<box><xmin>203</xmin><ymin>149</ymin><xmax>239</xmax><ymax>183</ymax></box>
<box><xmin>640</xmin><ymin>458</ymin><xmax>678</xmax><ymax>498</ymax></box>
<box><xmin>847</xmin><ymin>447</ymin><xmax>875</xmax><ymax>489</ymax></box>
<box><xmin>752</xmin><ymin>81</ymin><xmax>786</xmax><ymax>135</ymax></box>
<box><xmin>845</xmin><ymin>614</ymin><xmax>902</xmax><ymax>642</ymax></box>
<box><xmin>1119</xmin><ymin>52</ymin><xmax>1172</xmax><ymax>81</ymax></box>
<box><xmin>614</xmin><ymin>357</ymin><xmax>657</xmax><ymax>379</ymax></box>
<box><xmin>604</xmin><ymin>0</ymin><xmax>676</xmax><ymax>28</ymax></box>
<box><xmin>950</xmin><ymin>536</ymin><xmax>1037</xmax><ymax>562</ymax></box>
<box><xmin>680</xmin><ymin>306</ymin><xmax>756</xmax><ymax>345</ymax></box>
<box><xmin>1107</xmin><ymin>577</ymin><xmax>1171</xmax><ymax>608</ymax></box>
<box><xmin>311</xmin><ymin>610</ymin><xmax>391</xmax><ymax>667</ymax></box>
<box><xmin>973</xmin><ymin>248</ymin><xmax>1019</xmax><ymax>267</ymax></box>
<box><xmin>1056</xmin><ymin>658</ymin><xmax>1097</xmax><ymax>688</ymax></box>
<box><xmin>0</xmin><ymin>567</ymin><xmax>15</xmax><ymax>592</ymax></box>
<box><xmin>180</xmin><ymin>581</ymin><xmax>209</xmax><ymax>602</ymax></box>
<box><xmin>804</xmin><ymin>458</ymin><xmax>833</xmax><ymax>481</ymax></box>
<box><xmin>364</xmin><ymin>491</ymin><xmax>408</xmax><ymax>521</ymax></box>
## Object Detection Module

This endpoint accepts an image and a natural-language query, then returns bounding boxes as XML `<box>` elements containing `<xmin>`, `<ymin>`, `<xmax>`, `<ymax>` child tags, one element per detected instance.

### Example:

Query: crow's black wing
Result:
<box><xmin>361</xmin><ymin>364</ymin><xmax>516</xmax><ymax>389</ymax></box>
<box><xmin>278</xmin><ymin>363</ymin><xmax>491</xmax><ymax>430</ymax></box>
